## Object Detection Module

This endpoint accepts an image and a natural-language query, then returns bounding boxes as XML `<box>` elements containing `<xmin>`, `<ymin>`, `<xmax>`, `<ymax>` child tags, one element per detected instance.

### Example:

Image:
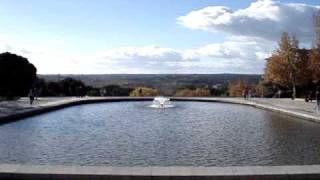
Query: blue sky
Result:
<box><xmin>0</xmin><ymin>0</ymin><xmax>319</xmax><ymax>74</ymax></box>
<box><xmin>0</xmin><ymin>0</ymin><xmax>246</xmax><ymax>50</ymax></box>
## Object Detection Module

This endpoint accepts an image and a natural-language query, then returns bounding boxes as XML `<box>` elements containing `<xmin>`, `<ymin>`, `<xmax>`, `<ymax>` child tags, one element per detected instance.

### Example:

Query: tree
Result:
<box><xmin>175</xmin><ymin>88</ymin><xmax>210</xmax><ymax>97</ymax></box>
<box><xmin>60</xmin><ymin>78</ymin><xmax>86</xmax><ymax>97</ymax></box>
<box><xmin>264</xmin><ymin>33</ymin><xmax>310</xmax><ymax>99</ymax></box>
<box><xmin>254</xmin><ymin>81</ymin><xmax>268</xmax><ymax>97</ymax></box>
<box><xmin>34</xmin><ymin>78</ymin><xmax>49</xmax><ymax>96</ymax></box>
<box><xmin>228</xmin><ymin>79</ymin><xmax>248</xmax><ymax>97</ymax></box>
<box><xmin>100</xmin><ymin>85</ymin><xmax>132</xmax><ymax>96</ymax></box>
<box><xmin>309</xmin><ymin>10</ymin><xmax>320</xmax><ymax>85</ymax></box>
<box><xmin>46</xmin><ymin>82</ymin><xmax>63</xmax><ymax>96</ymax></box>
<box><xmin>314</xmin><ymin>10</ymin><xmax>320</xmax><ymax>48</ymax></box>
<box><xmin>0</xmin><ymin>52</ymin><xmax>37</xmax><ymax>99</ymax></box>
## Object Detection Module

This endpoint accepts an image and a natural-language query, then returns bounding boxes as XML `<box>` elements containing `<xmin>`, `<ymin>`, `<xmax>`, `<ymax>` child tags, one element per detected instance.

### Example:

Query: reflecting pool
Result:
<box><xmin>1</xmin><ymin>101</ymin><xmax>320</xmax><ymax>166</ymax></box>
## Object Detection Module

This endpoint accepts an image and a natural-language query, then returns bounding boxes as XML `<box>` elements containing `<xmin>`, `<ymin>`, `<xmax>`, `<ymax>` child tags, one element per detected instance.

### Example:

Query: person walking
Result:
<box><xmin>309</xmin><ymin>92</ymin><xmax>313</xmax><ymax>102</ymax></box>
<box><xmin>278</xmin><ymin>89</ymin><xmax>282</xmax><ymax>98</ymax></box>
<box><xmin>28</xmin><ymin>89</ymin><xmax>34</xmax><ymax>105</ymax></box>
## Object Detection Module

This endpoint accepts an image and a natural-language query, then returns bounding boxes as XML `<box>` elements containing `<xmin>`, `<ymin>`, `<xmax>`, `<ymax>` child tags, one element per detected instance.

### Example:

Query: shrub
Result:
<box><xmin>175</xmin><ymin>88</ymin><xmax>210</xmax><ymax>97</ymax></box>
<box><xmin>130</xmin><ymin>87</ymin><xmax>158</xmax><ymax>97</ymax></box>
<box><xmin>101</xmin><ymin>85</ymin><xmax>132</xmax><ymax>96</ymax></box>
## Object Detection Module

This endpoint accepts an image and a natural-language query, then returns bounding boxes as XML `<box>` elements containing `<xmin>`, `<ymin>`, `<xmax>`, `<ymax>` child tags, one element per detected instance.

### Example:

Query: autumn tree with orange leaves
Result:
<box><xmin>228</xmin><ymin>79</ymin><xmax>249</xmax><ymax>97</ymax></box>
<box><xmin>309</xmin><ymin>10</ymin><xmax>320</xmax><ymax>85</ymax></box>
<box><xmin>264</xmin><ymin>32</ymin><xmax>311</xmax><ymax>99</ymax></box>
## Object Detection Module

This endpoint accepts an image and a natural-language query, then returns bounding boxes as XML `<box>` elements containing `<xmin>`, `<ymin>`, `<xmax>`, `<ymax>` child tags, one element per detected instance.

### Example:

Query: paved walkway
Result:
<box><xmin>0</xmin><ymin>97</ymin><xmax>319</xmax><ymax>123</ymax></box>
<box><xmin>249</xmin><ymin>98</ymin><xmax>320</xmax><ymax>115</ymax></box>
<box><xmin>0</xmin><ymin>97</ymin><xmax>76</xmax><ymax>119</ymax></box>
<box><xmin>217</xmin><ymin>97</ymin><xmax>320</xmax><ymax>116</ymax></box>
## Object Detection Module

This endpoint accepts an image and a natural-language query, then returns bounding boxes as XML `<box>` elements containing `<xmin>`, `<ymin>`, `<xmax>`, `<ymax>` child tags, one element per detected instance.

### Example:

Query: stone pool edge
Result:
<box><xmin>1</xmin><ymin>164</ymin><xmax>320</xmax><ymax>179</ymax></box>
<box><xmin>1</xmin><ymin>97</ymin><xmax>320</xmax><ymax>124</ymax></box>
<box><xmin>0</xmin><ymin>97</ymin><xmax>153</xmax><ymax>124</ymax></box>
<box><xmin>1</xmin><ymin>97</ymin><xmax>320</xmax><ymax>179</ymax></box>
<box><xmin>173</xmin><ymin>97</ymin><xmax>320</xmax><ymax>123</ymax></box>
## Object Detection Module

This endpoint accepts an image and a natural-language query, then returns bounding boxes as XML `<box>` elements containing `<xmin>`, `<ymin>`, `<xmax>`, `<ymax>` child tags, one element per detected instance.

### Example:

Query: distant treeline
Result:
<box><xmin>0</xmin><ymin>49</ymin><xmax>314</xmax><ymax>99</ymax></box>
<box><xmin>0</xmin><ymin>51</ymin><xmax>245</xmax><ymax>99</ymax></box>
<box><xmin>33</xmin><ymin>77</ymin><xmax>230</xmax><ymax>97</ymax></box>
<box><xmin>0</xmin><ymin>51</ymin><xmax>233</xmax><ymax>99</ymax></box>
<box><xmin>0</xmin><ymin>46</ymin><xmax>318</xmax><ymax>99</ymax></box>
<box><xmin>39</xmin><ymin>74</ymin><xmax>261</xmax><ymax>89</ymax></box>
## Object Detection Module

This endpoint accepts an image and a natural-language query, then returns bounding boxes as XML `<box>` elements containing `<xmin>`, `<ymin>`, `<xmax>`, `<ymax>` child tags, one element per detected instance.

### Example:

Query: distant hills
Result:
<box><xmin>39</xmin><ymin>74</ymin><xmax>262</xmax><ymax>93</ymax></box>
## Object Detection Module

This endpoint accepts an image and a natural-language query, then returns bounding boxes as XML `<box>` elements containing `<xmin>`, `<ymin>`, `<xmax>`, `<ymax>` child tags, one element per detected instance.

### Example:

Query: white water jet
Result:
<box><xmin>150</xmin><ymin>96</ymin><xmax>174</xmax><ymax>108</ymax></box>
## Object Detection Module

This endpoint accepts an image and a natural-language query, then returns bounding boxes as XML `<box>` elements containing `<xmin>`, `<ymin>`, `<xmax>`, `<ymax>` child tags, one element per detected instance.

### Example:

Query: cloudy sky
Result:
<box><xmin>0</xmin><ymin>0</ymin><xmax>319</xmax><ymax>74</ymax></box>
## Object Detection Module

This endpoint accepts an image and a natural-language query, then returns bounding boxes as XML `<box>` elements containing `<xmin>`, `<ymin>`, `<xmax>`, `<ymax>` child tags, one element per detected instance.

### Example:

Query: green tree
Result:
<box><xmin>0</xmin><ymin>52</ymin><xmax>37</xmax><ymax>99</ymax></box>
<box><xmin>60</xmin><ymin>78</ymin><xmax>86</xmax><ymax>96</ymax></box>
<box><xmin>101</xmin><ymin>85</ymin><xmax>132</xmax><ymax>96</ymax></box>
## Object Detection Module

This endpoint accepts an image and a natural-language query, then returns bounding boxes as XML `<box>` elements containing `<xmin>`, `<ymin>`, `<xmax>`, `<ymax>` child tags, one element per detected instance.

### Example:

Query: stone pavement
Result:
<box><xmin>231</xmin><ymin>97</ymin><xmax>320</xmax><ymax>122</ymax></box>
<box><xmin>250</xmin><ymin>98</ymin><xmax>320</xmax><ymax>115</ymax></box>
<box><xmin>174</xmin><ymin>97</ymin><xmax>320</xmax><ymax>122</ymax></box>
<box><xmin>0</xmin><ymin>97</ymin><xmax>77</xmax><ymax>119</ymax></box>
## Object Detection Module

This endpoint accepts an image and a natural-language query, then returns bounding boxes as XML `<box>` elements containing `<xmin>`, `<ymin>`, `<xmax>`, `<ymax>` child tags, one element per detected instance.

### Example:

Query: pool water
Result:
<box><xmin>0</xmin><ymin>101</ymin><xmax>320</xmax><ymax>166</ymax></box>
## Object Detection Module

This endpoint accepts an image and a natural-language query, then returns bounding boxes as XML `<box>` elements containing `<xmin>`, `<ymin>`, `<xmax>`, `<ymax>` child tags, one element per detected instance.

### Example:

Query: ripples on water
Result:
<box><xmin>0</xmin><ymin>101</ymin><xmax>320</xmax><ymax>166</ymax></box>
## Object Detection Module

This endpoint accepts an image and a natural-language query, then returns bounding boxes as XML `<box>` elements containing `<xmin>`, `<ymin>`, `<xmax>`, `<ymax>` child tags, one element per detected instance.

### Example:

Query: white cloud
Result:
<box><xmin>101</xmin><ymin>46</ymin><xmax>186</xmax><ymax>63</ymax></box>
<box><xmin>0</xmin><ymin>34</ymin><xmax>274</xmax><ymax>74</ymax></box>
<box><xmin>1</xmin><ymin>0</ymin><xmax>317</xmax><ymax>74</ymax></box>
<box><xmin>183</xmin><ymin>36</ymin><xmax>274</xmax><ymax>73</ymax></box>
<box><xmin>178</xmin><ymin>0</ymin><xmax>320</xmax><ymax>42</ymax></box>
<box><xmin>93</xmin><ymin>46</ymin><xmax>192</xmax><ymax>74</ymax></box>
<box><xmin>89</xmin><ymin>36</ymin><xmax>274</xmax><ymax>74</ymax></box>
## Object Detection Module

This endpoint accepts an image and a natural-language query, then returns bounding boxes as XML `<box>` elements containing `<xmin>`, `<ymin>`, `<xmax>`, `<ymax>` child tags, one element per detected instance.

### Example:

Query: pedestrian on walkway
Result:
<box><xmin>243</xmin><ymin>89</ymin><xmax>248</xmax><ymax>99</ymax></box>
<box><xmin>277</xmin><ymin>89</ymin><xmax>282</xmax><ymax>98</ymax></box>
<box><xmin>28</xmin><ymin>89</ymin><xmax>34</xmax><ymax>105</ymax></box>
<box><xmin>248</xmin><ymin>89</ymin><xmax>252</xmax><ymax>99</ymax></box>
<box><xmin>34</xmin><ymin>88</ymin><xmax>38</xmax><ymax>100</ymax></box>
<box><xmin>308</xmin><ymin>92</ymin><xmax>313</xmax><ymax>102</ymax></box>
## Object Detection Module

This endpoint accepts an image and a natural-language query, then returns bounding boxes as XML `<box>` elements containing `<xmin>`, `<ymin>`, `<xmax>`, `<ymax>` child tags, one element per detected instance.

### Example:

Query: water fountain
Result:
<box><xmin>150</xmin><ymin>96</ymin><xmax>174</xmax><ymax>108</ymax></box>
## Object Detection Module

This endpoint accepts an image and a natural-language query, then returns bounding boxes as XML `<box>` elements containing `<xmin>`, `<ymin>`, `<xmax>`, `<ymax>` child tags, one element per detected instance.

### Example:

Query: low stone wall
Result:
<box><xmin>0</xmin><ymin>164</ymin><xmax>320</xmax><ymax>179</ymax></box>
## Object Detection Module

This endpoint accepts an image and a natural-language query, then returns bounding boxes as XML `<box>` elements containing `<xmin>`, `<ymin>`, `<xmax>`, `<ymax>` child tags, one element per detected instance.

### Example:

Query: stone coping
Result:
<box><xmin>0</xmin><ymin>97</ymin><xmax>153</xmax><ymax>124</ymax></box>
<box><xmin>1</xmin><ymin>99</ymin><xmax>320</xmax><ymax>179</ymax></box>
<box><xmin>1</xmin><ymin>97</ymin><xmax>320</xmax><ymax>124</ymax></box>
<box><xmin>1</xmin><ymin>164</ymin><xmax>320</xmax><ymax>179</ymax></box>
<box><xmin>0</xmin><ymin>164</ymin><xmax>319</xmax><ymax>176</ymax></box>
<box><xmin>172</xmin><ymin>97</ymin><xmax>320</xmax><ymax>123</ymax></box>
